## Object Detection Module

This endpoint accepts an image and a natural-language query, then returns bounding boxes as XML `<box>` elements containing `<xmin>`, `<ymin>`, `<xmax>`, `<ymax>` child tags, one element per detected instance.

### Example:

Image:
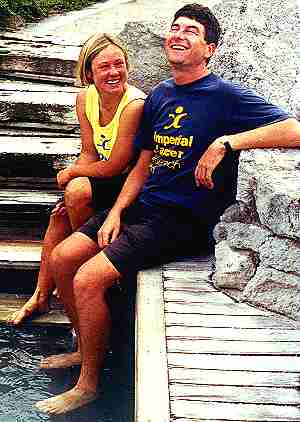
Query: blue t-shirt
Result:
<box><xmin>135</xmin><ymin>73</ymin><xmax>290</xmax><ymax>223</ymax></box>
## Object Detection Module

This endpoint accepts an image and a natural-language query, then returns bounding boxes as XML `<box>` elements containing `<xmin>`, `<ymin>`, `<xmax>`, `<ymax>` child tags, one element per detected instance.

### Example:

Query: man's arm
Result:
<box><xmin>97</xmin><ymin>149</ymin><xmax>154</xmax><ymax>247</ymax></box>
<box><xmin>195</xmin><ymin>117</ymin><xmax>300</xmax><ymax>189</ymax></box>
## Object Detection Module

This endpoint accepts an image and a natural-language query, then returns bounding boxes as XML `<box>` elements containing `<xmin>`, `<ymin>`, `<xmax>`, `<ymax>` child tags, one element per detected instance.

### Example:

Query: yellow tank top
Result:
<box><xmin>85</xmin><ymin>84</ymin><xmax>146</xmax><ymax>161</ymax></box>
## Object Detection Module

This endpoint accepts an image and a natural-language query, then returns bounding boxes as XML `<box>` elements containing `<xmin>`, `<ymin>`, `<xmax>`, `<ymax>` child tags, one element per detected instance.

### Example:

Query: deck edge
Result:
<box><xmin>135</xmin><ymin>266</ymin><xmax>170</xmax><ymax>422</ymax></box>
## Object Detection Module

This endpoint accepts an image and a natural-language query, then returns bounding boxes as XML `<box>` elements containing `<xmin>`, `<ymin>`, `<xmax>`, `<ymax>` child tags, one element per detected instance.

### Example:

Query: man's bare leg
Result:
<box><xmin>40</xmin><ymin>232</ymin><xmax>100</xmax><ymax>370</ymax></box>
<box><xmin>36</xmin><ymin>248</ymin><xmax>121</xmax><ymax>414</ymax></box>
<box><xmin>8</xmin><ymin>210</ymin><xmax>72</xmax><ymax>325</ymax></box>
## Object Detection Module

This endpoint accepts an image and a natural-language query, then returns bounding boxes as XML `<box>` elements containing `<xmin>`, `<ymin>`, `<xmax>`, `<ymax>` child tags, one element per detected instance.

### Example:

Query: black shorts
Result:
<box><xmin>88</xmin><ymin>174</ymin><xmax>127</xmax><ymax>211</ymax></box>
<box><xmin>78</xmin><ymin>201</ymin><xmax>214</xmax><ymax>275</ymax></box>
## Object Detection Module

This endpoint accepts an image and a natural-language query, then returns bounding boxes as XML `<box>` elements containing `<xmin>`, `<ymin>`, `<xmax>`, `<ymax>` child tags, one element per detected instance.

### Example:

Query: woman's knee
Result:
<box><xmin>64</xmin><ymin>177</ymin><xmax>92</xmax><ymax>209</ymax></box>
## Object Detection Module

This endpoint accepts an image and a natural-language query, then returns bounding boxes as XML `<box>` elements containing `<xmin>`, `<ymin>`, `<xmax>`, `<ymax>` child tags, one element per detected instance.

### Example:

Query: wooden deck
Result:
<box><xmin>135</xmin><ymin>254</ymin><xmax>300</xmax><ymax>422</ymax></box>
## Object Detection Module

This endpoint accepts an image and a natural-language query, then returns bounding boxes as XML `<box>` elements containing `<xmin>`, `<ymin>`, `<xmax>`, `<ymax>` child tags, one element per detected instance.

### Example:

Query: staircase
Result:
<box><xmin>0</xmin><ymin>32</ymin><xmax>82</xmax><ymax>325</ymax></box>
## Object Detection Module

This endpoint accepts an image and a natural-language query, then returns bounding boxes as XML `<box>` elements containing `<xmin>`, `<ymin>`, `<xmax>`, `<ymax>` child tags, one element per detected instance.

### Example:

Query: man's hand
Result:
<box><xmin>97</xmin><ymin>210</ymin><xmax>122</xmax><ymax>248</ymax></box>
<box><xmin>194</xmin><ymin>140</ymin><xmax>227</xmax><ymax>189</ymax></box>
<box><xmin>56</xmin><ymin>167</ymin><xmax>73</xmax><ymax>189</ymax></box>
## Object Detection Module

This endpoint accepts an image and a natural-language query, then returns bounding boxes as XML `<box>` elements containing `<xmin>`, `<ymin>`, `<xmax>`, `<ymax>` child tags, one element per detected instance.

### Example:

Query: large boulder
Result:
<box><xmin>210</xmin><ymin>0</ymin><xmax>300</xmax><ymax>113</ymax></box>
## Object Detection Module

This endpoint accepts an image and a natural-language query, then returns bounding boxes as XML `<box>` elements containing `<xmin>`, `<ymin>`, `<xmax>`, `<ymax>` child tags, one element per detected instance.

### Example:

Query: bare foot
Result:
<box><xmin>7</xmin><ymin>296</ymin><xmax>49</xmax><ymax>325</ymax></box>
<box><xmin>40</xmin><ymin>351</ymin><xmax>81</xmax><ymax>369</ymax></box>
<box><xmin>35</xmin><ymin>386</ymin><xmax>98</xmax><ymax>414</ymax></box>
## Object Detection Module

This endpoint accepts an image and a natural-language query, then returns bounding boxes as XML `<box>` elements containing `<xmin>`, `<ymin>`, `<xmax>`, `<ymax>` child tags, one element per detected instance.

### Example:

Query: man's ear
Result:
<box><xmin>206</xmin><ymin>42</ymin><xmax>217</xmax><ymax>59</ymax></box>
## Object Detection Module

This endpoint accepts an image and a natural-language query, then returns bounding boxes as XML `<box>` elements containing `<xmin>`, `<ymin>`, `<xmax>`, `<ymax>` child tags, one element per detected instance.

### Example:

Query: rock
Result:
<box><xmin>259</xmin><ymin>238</ymin><xmax>300</xmax><ymax>275</ymax></box>
<box><xmin>242</xmin><ymin>267</ymin><xmax>300</xmax><ymax>320</ymax></box>
<box><xmin>225</xmin><ymin>222</ymin><xmax>273</xmax><ymax>252</ymax></box>
<box><xmin>211</xmin><ymin>0</ymin><xmax>300</xmax><ymax>113</ymax></box>
<box><xmin>118</xmin><ymin>22</ymin><xmax>170</xmax><ymax>94</ymax></box>
<box><xmin>213</xmin><ymin>240</ymin><xmax>257</xmax><ymax>290</ymax></box>
<box><xmin>237</xmin><ymin>149</ymin><xmax>300</xmax><ymax>239</ymax></box>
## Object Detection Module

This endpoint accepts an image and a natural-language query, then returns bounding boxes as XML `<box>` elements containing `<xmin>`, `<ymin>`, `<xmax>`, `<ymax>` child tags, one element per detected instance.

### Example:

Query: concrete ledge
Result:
<box><xmin>135</xmin><ymin>267</ymin><xmax>170</xmax><ymax>422</ymax></box>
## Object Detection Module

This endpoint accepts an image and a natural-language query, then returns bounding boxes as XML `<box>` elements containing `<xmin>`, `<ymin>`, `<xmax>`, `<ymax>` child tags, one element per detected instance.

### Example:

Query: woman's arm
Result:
<box><xmin>57</xmin><ymin>89</ymin><xmax>100</xmax><ymax>188</ymax></box>
<box><xmin>65</xmin><ymin>97</ymin><xmax>145</xmax><ymax>179</ymax></box>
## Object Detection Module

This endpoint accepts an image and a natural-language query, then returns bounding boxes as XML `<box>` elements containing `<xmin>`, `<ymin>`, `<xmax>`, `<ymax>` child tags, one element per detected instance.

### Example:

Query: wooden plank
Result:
<box><xmin>164</xmin><ymin>290</ymin><xmax>234</xmax><ymax>304</ymax></box>
<box><xmin>0</xmin><ymin>240</ymin><xmax>41</xmax><ymax>269</ymax></box>
<box><xmin>168</xmin><ymin>353</ymin><xmax>300</xmax><ymax>372</ymax></box>
<box><xmin>135</xmin><ymin>268</ymin><xmax>170</xmax><ymax>422</ymax></box>
<box><xmin>167</xmin><ymin>338</ymin><xmax>300</xmax><ymax>355</ymax></box>
<box><xmin>170</xmin><ymin>401</ymin><xmax>300</xmax><ymax>421</ymax></box>
<box><xmin>169</xmin><ymin>384</ymin><xmax>300</xmax><ymax>405</ymax></box>
<box><xmin>0</xmin><ymin>294</ymin><xmax>69</xmax><ymax>325</ymax></box>
<box><xmin>0</xmin><ymin>128</ymin><xmax>79</xmax><ymax>137</ymax></box>
<box><xmin>169</xmin><ymin>368</ymin><xmax>300</xmax><ymax>387</ymax></box>
<box><xmin>0</xmin><ymin>121</ymin><xmax>79</xmax><ymax>133</ymax></box>
<box><xmin>0</xmin><ymin>80</ymin><xmax>79</xmax><ymax>93</ymax></box>
<box><xmin>163</xmin><ymin>270</ymin><xmax>213</xmax><ymax>280</ymax></box>
<box><xmin>166</xmin><ymin>313</ymin><xmax>299</xmax><ymax>329</ymax></box>
<box><xmin>0</xmin><ymin>71</ymin><xmax>75</xmax><ymax>85</ymax></box>
<box><xmin>164</xmin><ymin>280</ymin><xmax>215</xmax><ymax>292</ymax></box>
<box><xmin>166</xmin><ymin>326</ymin><xmax>300</xmax><ymax>341</ymax></box>
<box><xmin>165</xmin><ymin>302</ymin><xmax>271</xmax><ymax>316</ymax></box>
<box><xmin>0</xmin><ymin>89</ymin><xmax>77</xmax><ymax>125</ymax></box>
<box><xmin>0</xmin><ymin>136</ymin><xmax>80</xmax><ymax>155</ymax></box>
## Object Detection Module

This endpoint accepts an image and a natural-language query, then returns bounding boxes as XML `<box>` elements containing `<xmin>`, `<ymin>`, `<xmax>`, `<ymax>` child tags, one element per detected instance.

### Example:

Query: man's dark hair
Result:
<box><xmin>173</xmin><ymin>3</ymin><xmax>221</xmax><ymax>46</ymax></box>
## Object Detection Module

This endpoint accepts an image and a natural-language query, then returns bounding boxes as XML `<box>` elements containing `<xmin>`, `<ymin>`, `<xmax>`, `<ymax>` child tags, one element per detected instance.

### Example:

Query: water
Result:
<box><xmin>0</xmin><ymin>323</ymin><xmax>134</xmax><ymax>422</ymax></box>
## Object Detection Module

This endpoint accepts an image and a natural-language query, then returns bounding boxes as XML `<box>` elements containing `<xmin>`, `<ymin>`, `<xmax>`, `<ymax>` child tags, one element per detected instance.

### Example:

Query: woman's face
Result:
<box><xmin>90</xmin><ymin>44</ymin><xmax>128</xmax><ymax>96</ymax></box>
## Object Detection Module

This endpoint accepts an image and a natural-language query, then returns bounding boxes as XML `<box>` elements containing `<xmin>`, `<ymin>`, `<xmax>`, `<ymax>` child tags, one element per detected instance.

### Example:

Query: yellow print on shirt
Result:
<box><xmin>163</xmin><ymin>106</ymin><xmax>188</xmax><ymax>129</ymax></box>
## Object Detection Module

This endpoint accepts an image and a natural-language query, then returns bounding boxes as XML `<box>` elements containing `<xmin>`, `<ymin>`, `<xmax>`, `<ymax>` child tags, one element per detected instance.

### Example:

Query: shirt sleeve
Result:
<box><xmin>134</xmin><ymin>93</ymin><xmax>155</xmax><ymax>151</ymax></box>
<box><xmin>226</xmin><ymin>84</ymin><xmax>291</xmax><ymax>135</ymax></box>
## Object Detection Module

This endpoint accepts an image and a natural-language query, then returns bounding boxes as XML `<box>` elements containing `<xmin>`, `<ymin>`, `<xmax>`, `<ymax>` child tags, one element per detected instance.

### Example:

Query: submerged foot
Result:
<box><xmin>35</xmin><ymin>386</ymin><xmax>98</xmax><ymax>414</ymax></box>
<box><xmin>7</xmin><ymin>298</ymin><xmax>49</xmax><ymax>325</ymax></box>
<box><xmin>40</xmin><ymin>351</ymin><xmax>82</xmax><ymax>369</ymax></box>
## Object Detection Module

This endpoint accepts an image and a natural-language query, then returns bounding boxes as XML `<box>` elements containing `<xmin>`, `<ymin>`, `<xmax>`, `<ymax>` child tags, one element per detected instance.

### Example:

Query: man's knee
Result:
<box><xmin>73</xmin><ymin>253</ymin><xmax>120</xmax><ymax>299</ymax></box>
<box><xmin>64</xmin><ymin>177</ymin><xmax>92</xmax><ymax>209</ymax></box>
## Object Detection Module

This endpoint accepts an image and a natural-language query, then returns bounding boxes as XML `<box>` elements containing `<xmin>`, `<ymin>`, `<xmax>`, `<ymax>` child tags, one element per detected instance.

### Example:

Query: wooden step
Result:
<box><xmin>0</xmin><ymin>80</ymin><xmax>79</xmax><ymax>126</ymax></box>
<box><xmin>0</xmin><ymin>34</ymin><xmax>79</xmax><ymax>80</ymax></box>
<box><xmin>0</xmin><ymin>190</ymin><xmax>60</xmax><ymax>239</ymax></box>
<box><xmin>0</xmin><ymin>240</ymin><xmax>42</xmax><ymax>270</ymax></box>
<box><xmin>0</xmin><ymin>293</ymin><xmax>69</xmax><ymax>326</ymax></box>
<box><xmin>0</xmin><ymin>134</ymin><xmax>80</xmax><ymax>188</ymax></box>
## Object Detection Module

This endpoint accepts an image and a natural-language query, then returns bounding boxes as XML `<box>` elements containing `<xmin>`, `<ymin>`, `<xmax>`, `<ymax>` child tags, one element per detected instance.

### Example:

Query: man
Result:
<box><xmin>36</xmin><ymin>3</ymin><xmax>300</xmax><ymax>415</ymax></box>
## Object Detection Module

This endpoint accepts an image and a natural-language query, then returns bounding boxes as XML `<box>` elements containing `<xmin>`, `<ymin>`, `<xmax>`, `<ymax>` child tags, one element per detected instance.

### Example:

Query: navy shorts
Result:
<box><xmin>88</xmin><ymin>174</ymin><xmax>127</xmax><ymax>211</ymax></box>
<box><xmin>78</xmin><ymin>201</ymin><xmax>215</xmax><ymax>275</ymax></box>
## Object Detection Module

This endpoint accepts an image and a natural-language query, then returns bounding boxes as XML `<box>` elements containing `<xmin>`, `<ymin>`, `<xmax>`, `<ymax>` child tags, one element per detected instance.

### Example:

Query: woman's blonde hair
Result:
<box><xmin>75</xmin><ymin>32</ymin><xmax>129</xmax><ymax>86</ymax></box>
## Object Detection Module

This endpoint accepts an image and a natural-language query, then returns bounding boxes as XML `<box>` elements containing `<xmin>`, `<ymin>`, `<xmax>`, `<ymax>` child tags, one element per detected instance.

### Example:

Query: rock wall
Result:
<box><xmin>213</xmin><ymin>148</ymin><xmax>300</xmax><ymax>319</ymax></box>
<box><xmin>210</xmin><ymin>0</ymin><xmax>300</xmax><ymax>320</ymax></box>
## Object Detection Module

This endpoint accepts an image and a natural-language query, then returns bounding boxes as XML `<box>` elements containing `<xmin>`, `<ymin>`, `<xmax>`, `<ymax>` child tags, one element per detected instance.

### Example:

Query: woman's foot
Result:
<box><xmin>40</xmin><ymin>351</ymin><xmax>82</xmax><ymax>369</ymax></box>
<box><xmin>7</xmin><ymin>295</ymin><xmax>49</xmax><ymax>325</ymax></box>
<box><xmin>36</xmin><ymin>386</ymin><xmax>98</xmax><ymax>414</ymax></box>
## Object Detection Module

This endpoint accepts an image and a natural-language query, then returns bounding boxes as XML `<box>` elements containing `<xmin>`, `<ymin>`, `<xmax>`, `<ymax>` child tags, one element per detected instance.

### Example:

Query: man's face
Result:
<box><xmin>164</xmin><ymin>16</ymin><xmax>215</xmax><ymax>68</ymax></box>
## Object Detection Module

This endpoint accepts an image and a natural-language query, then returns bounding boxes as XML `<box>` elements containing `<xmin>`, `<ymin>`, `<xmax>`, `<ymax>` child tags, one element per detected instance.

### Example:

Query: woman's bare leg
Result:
<box><xmin>9</xmin><ymin>209</ymin><xmax>72</xmax><ymax>325</ymax></box>
<box><xmin>64</xmin><ymin>177</ymin><xmax>94</xmax><ymax>231</ymax></box>
<box><xmin>9</xmin><ymin>177</ymin><xmax>95</xmax><ymax>325</ymax></box>
<box><xmin>36</xmin><ymin>238</ymin><xmax>121</xmax><ymax>414</ymax></box>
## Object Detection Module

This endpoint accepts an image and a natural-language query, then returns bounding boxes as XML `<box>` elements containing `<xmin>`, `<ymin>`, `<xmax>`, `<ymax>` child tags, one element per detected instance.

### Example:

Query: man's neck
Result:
<box><xmin>171</xmin><ymin>64</ymin><xmax>210</xmax><ymax>86</ymax></box>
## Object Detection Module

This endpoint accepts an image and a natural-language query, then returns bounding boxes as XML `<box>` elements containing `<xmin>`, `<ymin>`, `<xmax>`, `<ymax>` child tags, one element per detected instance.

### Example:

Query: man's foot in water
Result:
<box><xmin>40</xmin><ymin>351</ymin><xmax>82</xmax><ymax>369</ymax></box>
<box><xmin>36</xmin><ymin>386</ymin><xmax>98</xmax><ymax>414</ymax></box>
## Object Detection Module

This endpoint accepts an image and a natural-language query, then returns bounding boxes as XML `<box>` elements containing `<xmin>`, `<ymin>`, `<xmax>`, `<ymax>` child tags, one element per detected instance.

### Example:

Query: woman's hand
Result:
<box><xmin>57</xmin><ymin>167</ymin><xmax>73</xmax><ymax>189</ymax></box>
<box><xmin>51</xmin><ymin>200</ymin><xmax>67</xmax><ymax>217</ymax></box>
<box><xmin>97</xmin><ymin>210</ymin><xmax>122</xmax><ymax>248</ymax></box>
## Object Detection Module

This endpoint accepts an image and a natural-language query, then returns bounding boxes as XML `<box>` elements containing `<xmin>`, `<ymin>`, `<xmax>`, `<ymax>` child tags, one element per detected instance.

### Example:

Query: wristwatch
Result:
<box><xmin>221</xmin><ymin>137</ymin><xmax>233</xmax><ymax>154</ymax></box>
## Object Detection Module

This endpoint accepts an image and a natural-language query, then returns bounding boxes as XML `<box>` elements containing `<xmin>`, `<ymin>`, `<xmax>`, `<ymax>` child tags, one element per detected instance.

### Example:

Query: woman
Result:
<box><xmin>9</xmin><ymin>32</ymin><xmax>145</xmax><ymax>325</ymax></box>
